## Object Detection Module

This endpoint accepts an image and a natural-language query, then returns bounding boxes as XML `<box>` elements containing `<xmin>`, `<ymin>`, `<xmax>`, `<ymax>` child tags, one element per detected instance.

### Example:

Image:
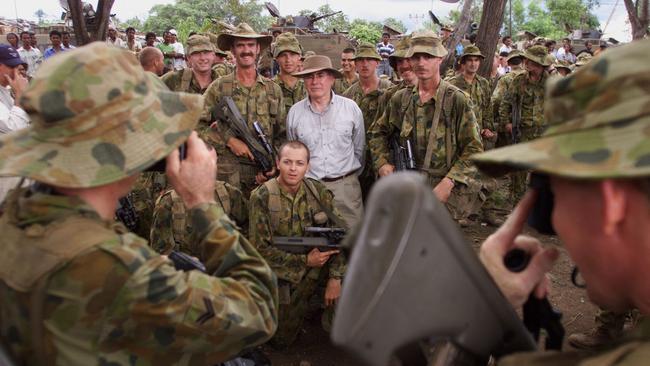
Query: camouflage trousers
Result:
<box><xmin>510</xmin><ymin>127</ymin><xmax>545</xmax><ymax>203</ymax></box>
<box><xmin>269</xmin><ymin>267</ymin><xmax>334</xmax><ymax>349</ymax></box>
<box><xmin>130</xmin><ymin>172</ymin><xmax>167</xmax><ymax>239</ymax></box>
<box><xmin>217</xmin><ymin>157</ymin><xmax>259</xmax><ymax>200</ymax></box>
<box><xmin>428</xmin><ymin>175</ymin><xmax>484</xmax><ymax>221</ymax></box>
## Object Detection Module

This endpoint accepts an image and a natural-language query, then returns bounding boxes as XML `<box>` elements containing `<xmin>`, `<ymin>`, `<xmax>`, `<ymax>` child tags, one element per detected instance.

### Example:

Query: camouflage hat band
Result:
<box><xmin>187</xmin><ymin>35</ymin><xmax>215</xmax><ymax>55</ymax></box>
<box><xmin>0</xmin><ymin>43</ymin><xmax>203</xmax><ymax>188</ymax></box>
<box><xmin>217</xmin><ymin>23</ymin><xmax>273</xmax><ymax>51</ymax></box>
<box><xmin>405</xmin><ymin>31</ymin><xmax>448</xmax><ymax>58</ymax></box>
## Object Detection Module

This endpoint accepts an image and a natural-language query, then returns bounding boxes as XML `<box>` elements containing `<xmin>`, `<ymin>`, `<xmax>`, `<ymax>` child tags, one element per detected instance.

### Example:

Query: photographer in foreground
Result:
<box><xmin>0</xmin><ymin>43</ymin><xmax>277</xmax><ymax>365</ymax></box>
<box><xmin>474</xmin><ymin>39</ymin><xmax>650</xmax><ymax>364</ymax></box>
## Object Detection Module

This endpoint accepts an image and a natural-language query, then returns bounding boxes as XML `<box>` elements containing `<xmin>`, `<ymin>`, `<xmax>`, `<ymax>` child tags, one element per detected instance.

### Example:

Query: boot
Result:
<box><xmin>568</xmin><ymin>309</ymin><xmax>626</xmax><ymax>350</ymax></box>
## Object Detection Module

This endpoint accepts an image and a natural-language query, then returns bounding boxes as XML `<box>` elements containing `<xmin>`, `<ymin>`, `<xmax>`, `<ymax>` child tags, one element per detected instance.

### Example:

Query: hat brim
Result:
<box><xmin>471</xmin><ymin>119</ymin><xmax>650</xmax><ymax>179</ymax></box>
<box><xmin>460</xmin><ymin>53</ymin><xmax>485</xmax><ymax>60</ymax></box>
<box><xmin>293</xmin><ymin>67</ymin><xmax>343</xmax><ymax>79</ymax></box>
<box><xmin>523</xmin><ymin>54</ymin><xmax>551</xmax><ymax>67</ymax></box>
<box><xmin>2</xmin><ymin>58</ymin><xmax>24</xmax><ymax>68</ymax></box>
<box><xmin>406</xmin><ymin>45</ymin><xmax>448</xmax><ymax>58</ymax></box>
<box><xmin>0</xmin><ymin>73</ymin><xmax>203</xmax><ymax>188</ymax></box>
<box><xmin>217</xmin><ymin>34</ymin><xmax>273</xmax><ymax>53</ymax></box>
<box><xmin>188</xmin><ymin>45</ymin><xmax>215</xmax><ymax>55</ymax></box>
<box><xmin>352</xmin><ymin>55</ymin><xmax>382</xmax><ymax>61</ymax></box>
<box><xmin>273</xmin><ymin>47</ymin><xmax>301</xmax><ymax>58</ymax></box>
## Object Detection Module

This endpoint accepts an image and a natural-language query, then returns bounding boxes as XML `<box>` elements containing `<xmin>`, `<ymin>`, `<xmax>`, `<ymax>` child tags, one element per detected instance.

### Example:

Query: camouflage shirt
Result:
<box><xmin>367</xmin><ymin>82</ymin><xmax>483</xmax><ymax>185</ymax></box>
<box><xmin>149</xmin><ymin>181</ymin><xmax>249</xmax><ymax>255</ymax></box>
<box><xmin>447</xmin><ymin>74</ymin><xmax>495</xmax><ymax>131</ymax></box>
<box><xmin>212</xmin><ymin>63</ymin><xmax>234</xmax><ymax>79</ymax></box>
<box><xmin>491</xmin><ymin>69</ymin><xmax>526</xmax><ymax>133</ymax></box>
<box><xmin>333</xmin><ymin>74</ymin><xmax>359</xmax><ymax>95</ymax></box>
<box><xmin>201</xmin><ymin>72</ymin><xmax>286</xmax><ymax>159</ymax></box>
<box><xmin>161</xmin><ymin>68</ymin><xmax>220</xmax><ymax>94</ymax></box>
<box><xmin>0</xmin><ymin>188</ymin><xmax>278</xmax><ymax>365</ymax></box>
<box><xmin>499</xmin><ymin>71</ymin><xmax>549</xmax><ymax>135</ymax></box>
<box><xmin>272</xmin><ymin>75</ymin><xmax>307</xmax><ymax>113</ymax></box>
<box><xmin>248</xmin><ymin>178</ymin><xmax>346</xmax><ymax>285</ymax></box>
<box><xmin>342</xmin><ymin>78</ymin><xmax>393</xmax><ymax>130</ymax></box>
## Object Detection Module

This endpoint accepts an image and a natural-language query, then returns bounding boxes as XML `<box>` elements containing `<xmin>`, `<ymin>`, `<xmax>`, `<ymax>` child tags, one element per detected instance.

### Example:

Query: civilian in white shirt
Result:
<box><xmin>0</xmin><ymin>45</ymin><xmax>30</xmax><ymax>201</ymax></box>
<box><xmin>169</xmin><ymin>29</ymin><xmax>187</xmax><ymax>70</ymax></box>
<box><xmin>499</xmin><ymin>35</ymin><xmax>513</xmax><ymax>54</ymax></box>
<box><xmin>17</xmin><ymin>31</ymin><xmax>42</xmax><ymax>78</ymax></box>
<box><xmin>106</xmin><ymin>25</ymin><xmax>126</xmax><ymax>48</ymax></box>
<box><xmin>286</xmin><ymin>55</ymin><xmax>365</xmax><ymax>227</ymax></box>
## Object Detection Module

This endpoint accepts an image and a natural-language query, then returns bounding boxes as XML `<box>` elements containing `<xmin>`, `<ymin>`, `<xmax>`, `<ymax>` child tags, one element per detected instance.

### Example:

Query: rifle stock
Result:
<box><xmin>273</xmin><ymin>236</ymin><xmax>341</xmax><ymax>254</ymax></box>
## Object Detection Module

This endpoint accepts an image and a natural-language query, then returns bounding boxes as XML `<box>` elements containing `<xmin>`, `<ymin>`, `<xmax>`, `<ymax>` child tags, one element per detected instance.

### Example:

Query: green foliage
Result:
<box><xmin>120</xmin><ymin>17</ymin><xmax>144</xmax><ymax>31</ymax></box>
<box><xmin>503</xmin><ymin>0</ymin><xmax>600</xmax><ymax>40</ymax></box>
<box><xmin>383</xmin><ymin>17</ymin><xmax>406</xmax><ymax>33</ymax></box>
<box><xmin>143</xmin><ymin>0</ymin><xmax>272</xmax><ymax>37</ymax></box>
<box><xmin>349</xmin><ymin>19</ymin><xmax>383</xmax><ymax>44</ymax></box>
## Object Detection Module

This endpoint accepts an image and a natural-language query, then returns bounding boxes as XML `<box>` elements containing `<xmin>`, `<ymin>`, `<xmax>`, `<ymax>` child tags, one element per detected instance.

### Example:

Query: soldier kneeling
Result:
<box><xmin>249</xmin><ymin>141</ymin><xmax>347</xmax><ymax>349</ymax></box>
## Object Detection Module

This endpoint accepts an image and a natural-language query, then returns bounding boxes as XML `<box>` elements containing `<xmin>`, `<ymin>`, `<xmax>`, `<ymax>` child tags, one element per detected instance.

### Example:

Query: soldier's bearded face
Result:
<box><xmin>409</xmin><ymin>53</ymin><xmax>441</xmax><ymax>80</ymax></box>
<box><xmin>232</xmin><ymin>39</ymin><xmax>260</xmax><ymax>68</ymax></box>
<box><xmin>276</xmin><ymin>51</ymin><xmax>301</xmax><ymax>74</ymax></box>
<box><xmin>189</xmin><ymin>50</ymin><xmax>216</xmax><ymax>72</ymax></box>
<box><xmin>355</xmin><ymin>58</ymin><xmax>378</xmax><ymax>78</ymax></box>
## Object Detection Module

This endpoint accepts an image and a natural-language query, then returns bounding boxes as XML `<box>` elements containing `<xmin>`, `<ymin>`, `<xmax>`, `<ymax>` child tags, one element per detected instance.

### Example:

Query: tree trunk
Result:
<box><xmin>476</xmin><ymin>0</ymin><xmax>507</xmax><ymax>78</ymax></box>
<box><xmin>67</xmin><ymin>0</ymin><xmax>115</xmax><ymax>45</ymax></box>
<box><xmin>623</xmin><ymin>0</ymin><xmax>650</xmax><ymax>40</ymax></box>
<box><xmin>440</xmin><ymin>0</ymin><xmax>474</xmax><ymax>75</ymax></box>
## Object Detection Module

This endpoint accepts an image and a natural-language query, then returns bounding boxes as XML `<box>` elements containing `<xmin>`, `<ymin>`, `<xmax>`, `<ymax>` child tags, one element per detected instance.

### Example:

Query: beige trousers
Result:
<box><xmin>322</xmin><ymin>174</ymin><xmax>364</xmax><ymax>228</ymax></box>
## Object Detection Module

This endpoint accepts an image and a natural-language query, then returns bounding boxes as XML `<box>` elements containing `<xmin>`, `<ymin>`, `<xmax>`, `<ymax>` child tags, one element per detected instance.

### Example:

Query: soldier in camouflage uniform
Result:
<box><xmin>374</xmin><ymin>35</ymin><xmax>418</xmax><ymax>121</ymax></box>
<box><xmin>206</xmin><ymin>32</ymin><xmax>235</xmax><ymax>78</ymax></box>
<box><xmin>0</xmin><ymin>43</ymin><xmax>277</xmax><ymax>365</ymax></box>
<box><xmin>368</xmin><ymin>31</ymin><xmax>483</xmax><ymax>222</ymax></box>
<box><xmin>162</xmin><ymin>35</ymin><xmax>219</xmax><ymax>94</ymax></box>
<box><xmin>249</xmin><ymin>141</ymin><xmax>346</xmax><ymax>349</ymax></box>
<box><xmin>343</xmin><ymin>43</ymin><xmax>393</xmax><ymax>198</ymax></box>
<box><xmin>333</xmin><ymin>47</ymin><xmax>358</xmax><ymax>95</ymax></box>
<box><xmin>272</xmin><ymin>33</ymin><xmax>307</xmax><ymax>113</ymax></box>
<box><xmin>491</xmin><ymin>50</ymin><xmax>525</xmax><ymax>148</ymax></box>
<box><xmin>202</xmin><ymin>23</ymin><xmax>286</xmax><ymax>198</ymax></box>
<box><xmin>475</xmin><ymin>39</ymin><xmax>650</xmax><ymax>366</ymax></box>
<box><xmin>149</xmin><ymin>180</ymin><xmax>248</xmax><ymax>255</ymax></box>
<box><xmin>498</xmin><ymin>45</ymin><xmax>551</xmax><ymax>202</ymax></box>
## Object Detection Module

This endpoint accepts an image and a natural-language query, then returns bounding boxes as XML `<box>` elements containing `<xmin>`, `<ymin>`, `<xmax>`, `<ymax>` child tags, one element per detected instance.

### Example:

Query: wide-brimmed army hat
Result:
<box><xmin>472</xmin><ymin>39</ymin><xmax>650</xmax><ymax>179</ymax></box>
<box><xmin>292</xmin><ymin>55</ymin><xmax>343</xmax><ymax>78</ymax></box>
<box><xmin>575</xmin><ymin>52</ymin><xmax>593</xmax><ymax>67</ymax></box>
<box><xmin>553</xmin><ymin>59</ymin><xmax>572</xmax><ymax>73</ymax></box>
<box><xmin>216</xmin><ymin>23</ymin><xmax>273</xmax><ymax>52</ymax></box>
<box><xmin>0</xmin><ymin>42</ymin><xmax>203</xmax><ymax>188</ymax></box>
<box><xmin>522</xmin><ymin>45</ymin><xmax>551</xmax><ymax>67</ymax></box>
<box><xmin>301</xmin><ymin>50</ymin><xmax>315</xmax><ymax>61</ymax></box>
<box><xmin>389</xmin><ymin>35</ymin><xmax>411</xmax><ymax>69</ymax></box>
<box><xmin>186</xmin><ymin>34</ymin><xmax>214</xmax><ymax>55</ymax></box>
<box><xmin>506</xmin><ymin>49</ymin><xmax>524</xmax><ymax>62</ymax></box>
<box><xmin>406</xmin><ymin>30</ymin><xmax>448</xmax><ymax>58</ymax></box>
<box><xmin>353</xmin><ymin>42</ymin><xmax>382</xmax><ymax>61</ymax></box>
<box><xmin>460</xmin><ymin>45</ymin><xmax>485</xmax><ymax>61</ymax></box>
<box><xmin>273</xmin><ymin>32</ymin><xmax>302</xmax><ymax>58</ymax></box>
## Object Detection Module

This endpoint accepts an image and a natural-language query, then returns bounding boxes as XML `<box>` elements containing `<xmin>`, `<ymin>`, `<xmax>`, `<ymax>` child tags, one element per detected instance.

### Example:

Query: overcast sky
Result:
<box><xmin>1</xmin><ymin>0</ymin><xmax>631</xmax><ymax>42</ymax></box>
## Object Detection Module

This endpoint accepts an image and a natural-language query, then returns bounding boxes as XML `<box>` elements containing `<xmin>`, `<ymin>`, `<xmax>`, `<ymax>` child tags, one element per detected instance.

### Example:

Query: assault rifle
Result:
<box><xmin>169</xmin><ymin>251</ymin><xmax>207</xmax><ymax>272</ymax></box>
<box><xmin>390</xmin><ymin>135</ymin><xmax>416</xmax><ymax>171</ymax></box>
<box><xmin>115</xmin><ymin>194</ymin><xmax>138</xmax><ymax>232</ymax></box>
<box><xmin>273</xmin><ymin>227</ymin><xmax>345</xmax><ymax>254</ymax></box>
<box><xmin>212</xmin><ymin>97</ymin><xmax>274</xmax><ymax>172</ymax></box>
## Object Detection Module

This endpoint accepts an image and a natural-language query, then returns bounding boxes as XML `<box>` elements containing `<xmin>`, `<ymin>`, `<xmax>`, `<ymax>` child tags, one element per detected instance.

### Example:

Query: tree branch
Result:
<box><xmin>68</xmin><ymin>0</ymin><xmax>90</xmax><ymax>45</ymax></box>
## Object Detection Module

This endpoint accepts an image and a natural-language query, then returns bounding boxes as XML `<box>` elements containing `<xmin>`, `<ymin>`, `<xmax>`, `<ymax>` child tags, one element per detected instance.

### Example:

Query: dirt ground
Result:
<box><xmin>265</xmin><ymin>218</ymin><xmax>599</xmax><ymax>366</ymax></box>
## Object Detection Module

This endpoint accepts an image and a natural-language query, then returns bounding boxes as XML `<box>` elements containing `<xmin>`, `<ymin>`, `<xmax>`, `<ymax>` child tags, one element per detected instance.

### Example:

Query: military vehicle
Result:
<box><xmin>264</xmin><ymin>2</ymin><xmax>356</xmax><ymax>69</ymax></box>
<box><xmin>567</xmin><ymin>29</ymin><xmax>619</xmax><ymax>55</ymax></box>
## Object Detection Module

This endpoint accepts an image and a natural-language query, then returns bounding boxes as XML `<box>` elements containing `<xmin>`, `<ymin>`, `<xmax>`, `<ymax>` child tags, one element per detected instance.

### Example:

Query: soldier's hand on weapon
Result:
<box><xmin>479</xmin><ymin>191</ymin><xmax>559</xmax><ymax>308</ymax></box>
<box><xmin>166</xmin><ymin>131</ymin><xmax>217</xmax><ymax>209</ymax></box>
<box><xmin>324</xmin><ymin>278</ymin><xmax>342</xmax><ymax>306</ymax></box>
<box><xmin>226</xmin><ymin>137</ymin><xmax>255</xmax><ymax>161</ymax></box>
<box><xmin>432</xmin><ymin>177</ymin><xmax>455</xmax><ymax>203</ymax></box>
<box><xmin>505</xmin><ymin>123</ymin><xmax>513</xmax><ymax>134</ymax></box>
<box><xmin>255</xmin><ymin>167</ymin><xmax>277</xmax><ymax>184</ymax></box>
<box><xmin>481</xmin><ymin>129</ymin><xmax>496</xmax><ymax>139</ymax></box>
<box><xmin>378</xmin><ymin>164</ymin><xmax>395</xmax><ymax>177</ymax></box>
<box><xmin>306</xmin><ymin>248</ymin><xmax>339</xmax><ymax>268</ymax></box>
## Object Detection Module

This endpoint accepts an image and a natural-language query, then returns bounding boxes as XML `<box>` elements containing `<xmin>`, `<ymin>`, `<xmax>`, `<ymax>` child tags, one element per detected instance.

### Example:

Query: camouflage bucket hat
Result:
<box><xmin>472</xmin><ymin>39</ymin><xmax>650</xmax><ymax>179</ymax></box>
<box><xmin>301</xmin><ymin>50</ymin><xmax>315</xmax><ymax>61</ymax></box>
<box><xmin>389</xmin><ymin>35</ymin><xmax>411</xmax><ymax>69</ymax></box>
<box><xmin>353</xmin><ymin>42</ymin><xmax>381</xmax><ymax>61</ymax></box>
<box><xmin>575</xmin><ymin>52</ymin><xmax>593</xmax><ymax>67</ymax></box>
<box><xmin>460</xmin><ymin>45</ymin><xmax>485</xmax><ymax>61</ymax></box>
<box><xmin>523</xmin><ymin>45</ymin><xmax>551</xmax><ymax>66</ymax></box>
<box><xmin>187</xmin><ymin>34</ymin><xmax>214</xmax><ymax>55</ymax></box>
<box><xmin>553</xmin><ymin>59</ymin><xmax>572</xmax><ymax>72</ymax></box>
<box><xmin>406</xmin><ymin>30</ymin><xmax>448</xmax><ymax>58</ymax></box>
<box><xmin>0</xmin><ymin>42</ymin><xmax>203</xmax><ymax>188</ymax></box>
<box><xmin>440</xmin><ymin>24</ymin><xmax>454</xmax><ymax>32</ymax></box>
<box><xmin>205</xmin><ymin>32</ymin><xmax>227</xmax><ymax>56</ymax></box>
<box><xmin>506</xmin><ymin>49</ymin><xmax>524</xmax><ymax>62</ymax></box>
<box><xmin>217</xmin><ymin>23</ymin><xmax>273</xmax><ymax>52</ymax></box>
<box><xmin>273</xmin><ymin>32</ymin><xmax>302</xmax><ymax>58</ymax></box>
